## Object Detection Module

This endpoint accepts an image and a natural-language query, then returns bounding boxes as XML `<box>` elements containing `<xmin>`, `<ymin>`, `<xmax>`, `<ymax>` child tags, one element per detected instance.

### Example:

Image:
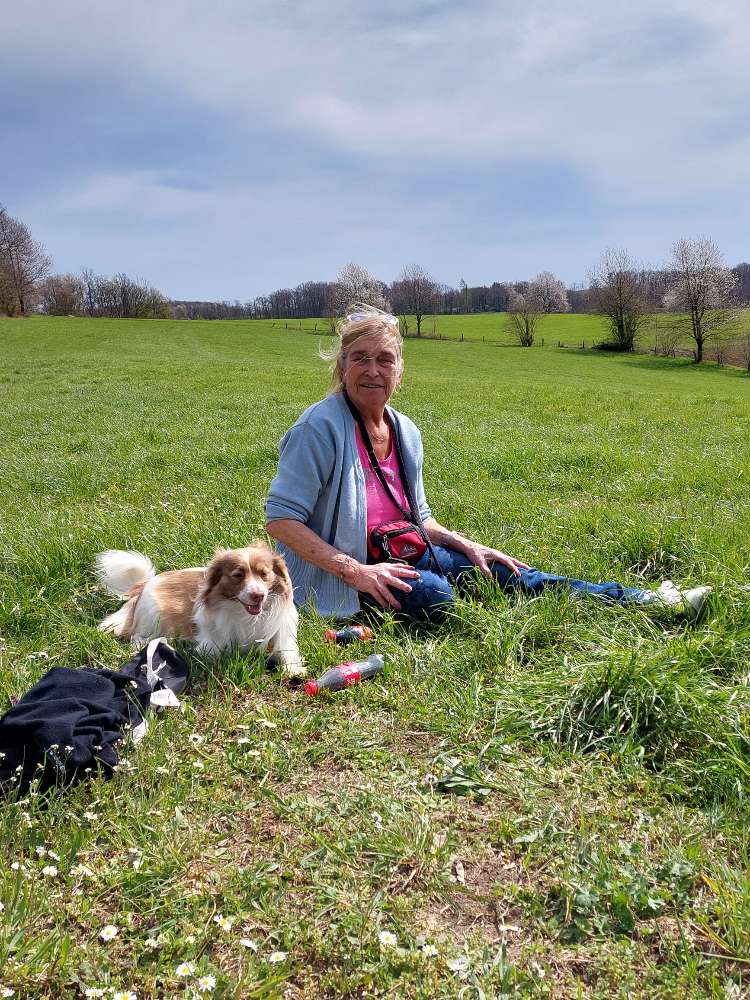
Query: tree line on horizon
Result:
<box><xmin>2</xmin><ymin>200</ymin><xmax>748</xmax><ymax>365</ymax></box>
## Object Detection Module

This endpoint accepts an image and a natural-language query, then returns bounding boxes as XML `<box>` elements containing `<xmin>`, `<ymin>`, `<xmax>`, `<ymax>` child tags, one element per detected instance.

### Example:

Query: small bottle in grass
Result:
<box><xmin>323</xmin><ymin>624</ymin><xmax>375</xmax><ymax>645</ymax></box>
<box><xmin>304</xmin><ymin>654</ymin><xmax>384</xmax><ymax>696</ymax></box>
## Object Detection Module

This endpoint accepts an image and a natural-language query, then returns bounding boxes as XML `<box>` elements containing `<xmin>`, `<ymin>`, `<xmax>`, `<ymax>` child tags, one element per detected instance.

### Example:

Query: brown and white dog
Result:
<box><xmin>95</xmin><ymin>543</ymin><xmax>305</xmax><ymax>678</ymax></box>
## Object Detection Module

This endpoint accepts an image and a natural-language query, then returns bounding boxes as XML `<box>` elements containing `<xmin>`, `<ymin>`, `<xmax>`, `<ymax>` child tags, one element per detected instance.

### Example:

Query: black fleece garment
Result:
<box><xmin>0</xmin><ymin>665</ymin><xmax>152</xmax><ymax>794</ymax></box>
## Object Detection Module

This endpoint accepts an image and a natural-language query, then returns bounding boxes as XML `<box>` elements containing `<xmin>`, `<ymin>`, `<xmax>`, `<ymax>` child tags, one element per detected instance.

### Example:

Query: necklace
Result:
<box><xmin>367</xmin><ymin>425</ymin><xmax>389</xmax><ymax>444</ymax></box>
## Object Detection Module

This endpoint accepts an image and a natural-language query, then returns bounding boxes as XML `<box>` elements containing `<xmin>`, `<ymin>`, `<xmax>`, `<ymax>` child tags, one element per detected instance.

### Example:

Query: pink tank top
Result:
<box><xmin>355</xmin><ymin>425</ymin><xmax>410</xmax><ymax>534</ymax></box>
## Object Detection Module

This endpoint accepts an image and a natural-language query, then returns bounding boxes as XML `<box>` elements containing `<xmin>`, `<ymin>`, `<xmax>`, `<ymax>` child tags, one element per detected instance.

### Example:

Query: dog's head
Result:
<box><xmin>201</xmin><ymin>542</ymin><xmax>292</xmax><ymax>615</ymax></box>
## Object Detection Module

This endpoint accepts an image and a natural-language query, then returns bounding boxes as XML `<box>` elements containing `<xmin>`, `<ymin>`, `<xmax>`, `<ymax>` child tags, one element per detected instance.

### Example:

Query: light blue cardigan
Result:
<box><xmin>265</xmin><ymin>392</ymin><xmax>431</xmax><ymax>618</ymax></box>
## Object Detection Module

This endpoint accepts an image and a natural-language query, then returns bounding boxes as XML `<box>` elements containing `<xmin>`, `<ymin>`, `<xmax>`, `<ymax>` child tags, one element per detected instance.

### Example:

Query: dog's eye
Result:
<box><xmin>231</xmin><ymin>569</ymin><xmax>245</xmax><ymax>580</ymax></box>
<box><xmin>261</xmin><ymin>569</ymin><xmax>272</xmax><ymax>580</ymax></box>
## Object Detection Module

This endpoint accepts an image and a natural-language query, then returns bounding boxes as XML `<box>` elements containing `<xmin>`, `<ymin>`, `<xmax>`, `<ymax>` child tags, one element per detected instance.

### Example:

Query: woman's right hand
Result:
<box><xmin>354</xmin><ymin>562</ymin><xmax>421</xmax><ymax>610</ymax></box>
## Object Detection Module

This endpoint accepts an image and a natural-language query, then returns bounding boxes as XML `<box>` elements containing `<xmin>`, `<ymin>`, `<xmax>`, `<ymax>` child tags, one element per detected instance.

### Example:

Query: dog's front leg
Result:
<box><xmin>196</xmin><ymin>636</ymin><xmax>223</xmax><ymax>657</ymax></box>
<box><xmin>267</xmin><ymin>606</ymin><xmax>306</xmax><ymax>679</ymax></box>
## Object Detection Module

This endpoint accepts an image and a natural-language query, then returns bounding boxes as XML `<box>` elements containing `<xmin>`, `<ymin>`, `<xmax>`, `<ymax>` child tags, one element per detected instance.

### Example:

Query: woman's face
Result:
<box><xmin>341</xmin><ymin>333</ymin><xmax>403</xmax><ymax>413</ymax></box>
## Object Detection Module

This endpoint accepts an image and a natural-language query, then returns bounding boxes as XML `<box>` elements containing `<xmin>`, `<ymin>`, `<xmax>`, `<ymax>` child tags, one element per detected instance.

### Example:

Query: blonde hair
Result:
<box><xmin>321</xmin><ymin>303</ymin><xmax>403</xmax><ymax>393</ymax></box>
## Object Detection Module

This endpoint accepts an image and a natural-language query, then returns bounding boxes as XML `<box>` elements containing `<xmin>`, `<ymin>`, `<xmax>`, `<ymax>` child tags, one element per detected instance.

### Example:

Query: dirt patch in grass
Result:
<box><xmin>415</xmin><ymin>848</ymin><xmax>529</xmax><ymax>956</ymax></box>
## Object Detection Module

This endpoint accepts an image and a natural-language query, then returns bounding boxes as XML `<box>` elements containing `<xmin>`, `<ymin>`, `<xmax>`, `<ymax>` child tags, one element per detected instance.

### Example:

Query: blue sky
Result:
<box><xmin>2</xmin><ymin>0</ymin><xmax>748</xmax><ymax>300</ymax></box>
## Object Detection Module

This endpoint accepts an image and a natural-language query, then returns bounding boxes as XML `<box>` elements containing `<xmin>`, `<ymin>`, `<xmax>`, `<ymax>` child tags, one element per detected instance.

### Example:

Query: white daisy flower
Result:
<box><xmin>34</xmin><ymin>846</ymin><xmax>46</xmax><ymax>857</ymax></box>
<box><xmin>0</xmin><ymin>987</ymin><xmax>14</xmax><ymax>998</ymax></box>
<box><xmin>188</xmin><ymin>733</ymin><xmax>203</xmax><ymax>744</ymax></box>
<box><xmin>378</xmin><ymin>930</ymin><xmax>397</xmax><ymax>948</ymax></box>
<box><xmin>41</xmin><ymin>865</ymin><xmax>58</xmax><ymax>877</ymax></box>
<box><xmin>112</xmin><ymin>992</ymin><xmax>137</xmax><ymax>1000</ymax></box>
<box><xmin>184</xmin><ymin>934</ymin><xmax>196</xmax><ymax>945</ymax></box>
<box><xmin>10</xmin><ymin>862</ymin><xmax>21</xmax><ymax>871</ymax></box>
<box><xmin>175</xmin><ymin>961</ymin><xmax>195</xmax><ymax>977</ymax></box>
<box><xmin>240</xmin><ymin>937</ymin><xmax>258</xmax><ymax>951</ymax></box>
<box><xmin>83</xmin><ymin>812</ymin><xmax>98</xmax><ymax>821</ymax></box>
<box><xmin>267</xmin><ymin>950</ymin><xmax>287</xmax><ymax>964</ymax></box>
<box><xmin>236</xmin><ymin>737</ymin><xmax>253</xmax><ymax>745</ymax></box>
<box><xmin>99</xmin><ymin>924</ymin><xmax>119</xmax><ymax>941</ymax></box>
<box><xmin>72</xmin><ymin>864</ymin><xmax>95</xmax><ymax>878</ymax></box>
<box><xmin>193</xmin><ymin>760</ymin><xmax>205</xmax><ymax>770</ymax></box>
<box><xmin>256</xmin><ymin>719</ymin><xmax>277</xmax><ymax>729</ymax></box>
<box><xmin>47</xmin><ymin>851</ymin><xmax>60</xmax><ymax>861</ymax></box>
<box><xmin>421</xmin><ymin>943</ymin><xmax>438</xmax><ymax>957</ymax></box>
<box><xmin>84</xmin><ymin>990</ymin><xmax>106</xmax><ymax>998</ymax></box>
<box><xmin>213</xmin><ymin>914</ymin><xmax>234</xmax><ymax>932</ymax></box>
<box><xmin>197</xmin><ymin>975</ymin><xmax>217</xmax><ymax>993</ymax></box>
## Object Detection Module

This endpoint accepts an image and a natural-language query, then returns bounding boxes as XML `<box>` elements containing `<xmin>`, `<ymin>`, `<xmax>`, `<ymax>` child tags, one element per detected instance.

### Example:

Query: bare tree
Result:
<box><xmin>528</xmin><ymin>271</ymin><xmax>570</xmax><ymax>313</ymax></box>
<box><xmin>0</xmin><ymin>204</ymin><xmax>52</xmax><ymax>315</ymax></box>
<box><xmin>664</xmin><ymin>237</ymin><xmax>737</xmax><ymax>362</ymax></box>
<box><xmin>506</xmin><ymin>290</ymin><xmax>540</xmax><ymax>346</ymax></box>
<box><xmin>39</xmin><ymin>273</ymin><xmax>84</xmax><ymax>315</ymax></box>
<box><xmin>80</xmin><ymin>267</ymin><xmax>100</xmax><ymax>317</ymax></box>
<box><xmin>735</xmin><ymin>331</ymin><xmax>750</xmax><ymax>373</ymax></box>
<box><xmin>589</xmin><ymin>248</ymin><xmax>647</xmax><ymax>351</ymax></box>
<box><xmin>325</xmin><ymin>262</ymin><xmax>387</xmax><ymax>320</ymax></box>
<box><xmin>390</xmin><ymin>264</ymin><xmax>439</xmax><ymax>337</ymax></box>
<box><xmin>73</xmin><ymin>268</ymin><xmax>170</xmax><ymax>318</ymax></box>
<box><xmin>651</xmin><ymin>314</ymin><xmax>682</xmax><ymax>358</ymax></box>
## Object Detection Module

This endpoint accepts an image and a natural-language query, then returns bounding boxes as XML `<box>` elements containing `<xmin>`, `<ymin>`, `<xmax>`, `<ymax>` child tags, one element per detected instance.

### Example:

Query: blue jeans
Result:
<box><xmin>360</xmin><ymin>545</ymin><xmax>651</xmax><ymax>622</ymax></box>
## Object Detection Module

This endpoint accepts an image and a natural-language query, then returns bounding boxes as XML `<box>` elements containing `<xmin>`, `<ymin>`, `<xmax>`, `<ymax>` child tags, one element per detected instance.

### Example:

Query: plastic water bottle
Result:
<box><xmin>304</xmin><ymin>654</ymin><xmax>384</xmax><ymax>696</ymax></box>
<box><xmin>323</xmin><ymin>624</ymin><xmax>375</xmax><ymax>645</ymax></box>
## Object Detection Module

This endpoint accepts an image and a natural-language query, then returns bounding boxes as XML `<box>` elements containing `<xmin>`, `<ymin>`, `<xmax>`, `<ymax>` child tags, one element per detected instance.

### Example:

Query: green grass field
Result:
<box><xmin>266</xmin><ymin>309</ymin><xmax>750</xmax><ymax>359</ymax></box>
<box><xmin>2</xmin><ymin>316</ymin><xmax>750</xmax><ymax>999</ymax></box>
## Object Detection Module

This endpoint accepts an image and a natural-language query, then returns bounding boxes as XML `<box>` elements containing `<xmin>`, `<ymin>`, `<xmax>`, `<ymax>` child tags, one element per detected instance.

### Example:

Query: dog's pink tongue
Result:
<box><xmin>244</xmin><ymin>602</ymin><xmax>262</xmax><ymax>615</ymax></box>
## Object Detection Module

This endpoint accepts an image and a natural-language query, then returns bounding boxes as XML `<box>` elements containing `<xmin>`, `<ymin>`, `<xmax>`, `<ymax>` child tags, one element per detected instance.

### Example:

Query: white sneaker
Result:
<box><xmin>653</xmin><ymin>580</ymin><xmax>712</xmax><ymax>619</ymax></box>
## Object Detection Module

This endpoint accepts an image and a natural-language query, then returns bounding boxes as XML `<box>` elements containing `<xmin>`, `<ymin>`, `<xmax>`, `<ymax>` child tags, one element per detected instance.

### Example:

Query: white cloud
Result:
<box><xmin>4</xmin><ymin>0</ymin><xmax>749</xmax><ymax>292</ymax></box>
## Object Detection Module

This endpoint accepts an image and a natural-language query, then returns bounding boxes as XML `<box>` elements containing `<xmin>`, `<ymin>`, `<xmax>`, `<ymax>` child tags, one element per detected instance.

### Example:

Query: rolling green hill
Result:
<box><xmin>1</xmin><ymin>316</ymin><xmax>749</xmax><ymax>999</ymax></box>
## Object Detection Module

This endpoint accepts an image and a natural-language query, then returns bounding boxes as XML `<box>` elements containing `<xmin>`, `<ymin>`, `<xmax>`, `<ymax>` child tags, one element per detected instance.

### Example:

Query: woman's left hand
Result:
<box><xmin>463</xmin><ymin>543</ymin><xmax>530</xmax><ymax>578</ymax></box>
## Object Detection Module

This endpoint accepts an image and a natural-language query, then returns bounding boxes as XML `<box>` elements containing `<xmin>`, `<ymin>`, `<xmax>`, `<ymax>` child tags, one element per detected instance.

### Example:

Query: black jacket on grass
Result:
<box><xmin>0</xmin><ymin>641</ymin><xmax>188</xmax><ymax>796</ymax></box>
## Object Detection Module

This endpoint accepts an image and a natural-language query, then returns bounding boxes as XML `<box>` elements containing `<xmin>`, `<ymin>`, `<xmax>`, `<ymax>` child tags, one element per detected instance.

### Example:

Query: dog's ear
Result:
<box><xmin>270</xmin><ymin>552</ymin><xmax>293</xmax><ymax>598</ymax></box>
<box><xmin>202</xmin><ymin>550</ymin><xmax>229</xmax><ymax>602</ymax></box>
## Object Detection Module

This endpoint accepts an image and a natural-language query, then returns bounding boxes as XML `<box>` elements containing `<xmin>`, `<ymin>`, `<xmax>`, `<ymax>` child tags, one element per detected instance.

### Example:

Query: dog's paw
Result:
<box><xmin>280</xmin><ymin>658</ymin><xmax>307</xmax><ymax>680</ymax></box>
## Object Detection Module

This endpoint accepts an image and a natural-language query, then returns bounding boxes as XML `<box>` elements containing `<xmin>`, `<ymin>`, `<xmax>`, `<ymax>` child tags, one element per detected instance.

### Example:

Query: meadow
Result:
<box><xmin>277</xmin><ymin>309</ymin><xmax>750</xmax><ymax>359</ymax></box>
<box><xmin>1</xmin><ymin>315</ymin><xmax>750</xmax><ymax>999</ymax></box>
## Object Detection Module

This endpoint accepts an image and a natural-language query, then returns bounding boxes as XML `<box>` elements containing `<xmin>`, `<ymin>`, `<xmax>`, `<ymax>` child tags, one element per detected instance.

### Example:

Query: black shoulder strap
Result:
<box><xmin>344</xmin><ymin>392</ymin><xmax>411</xmax><ymax>519</ymax></box>
<box><xmin>343</xmin><ymin>392</ymin><xmax>443</xmax><ymax>576</ymax></box>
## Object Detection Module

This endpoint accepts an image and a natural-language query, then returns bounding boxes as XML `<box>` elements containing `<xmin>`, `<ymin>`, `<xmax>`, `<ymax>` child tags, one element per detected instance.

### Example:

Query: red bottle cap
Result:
<box><xmin>323</xmin><ymin>629</ymin><xmax>337</xmax><ymax>642</ymax></box>
<box><xmin>303</xmin><ymin>680</ymin><xmax>319</xmax><ymax>696</ymax></box>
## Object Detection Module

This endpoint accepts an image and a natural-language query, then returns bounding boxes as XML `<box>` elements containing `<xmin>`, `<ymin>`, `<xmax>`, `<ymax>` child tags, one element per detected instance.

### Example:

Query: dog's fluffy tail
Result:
<box><xmin>95</xmin><ymin>549</ymin><xmax>155</xmax><ymax>597</ymax></box>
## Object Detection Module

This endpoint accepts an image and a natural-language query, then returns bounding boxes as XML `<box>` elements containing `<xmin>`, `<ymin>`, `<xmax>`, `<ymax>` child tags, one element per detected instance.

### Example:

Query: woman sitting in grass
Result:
<box><xmin>265</xmin><ymin>305</ymin><xmax>711</xmax><ymax>622</ymax></box>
